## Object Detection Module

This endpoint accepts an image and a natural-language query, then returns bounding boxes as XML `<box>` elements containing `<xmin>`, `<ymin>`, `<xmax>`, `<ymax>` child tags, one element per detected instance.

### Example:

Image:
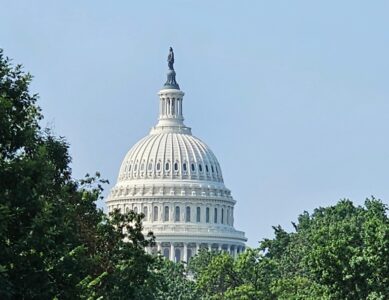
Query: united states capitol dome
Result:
<box><xmin>118</xmin><ymin>132</ymin><xmax>224</xmax><ymax>183</ymax></box>
<box><xmin>107</xmin><ymin>48</ymin><xmax>246</xmax><ymax>262</ymax></box>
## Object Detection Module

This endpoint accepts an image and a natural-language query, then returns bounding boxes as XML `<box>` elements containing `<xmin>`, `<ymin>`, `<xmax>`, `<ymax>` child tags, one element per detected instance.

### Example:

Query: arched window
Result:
<box><xmin>191</xmin><ymin>163</ymin><xmax>195</xmax><ymax>172</ymax></box>
<box><xmin>211</xmin><ymin>165</ymin><xmax>214</xmax><ymax>173</ymax></box>
<box><xmin>141</xmin><ymin>162</ymin><xmax>145</xmax><ymax>171</ymax></box>
<box><xmin>156</xmin><ymin>162</ymin><xmax>161</xmax><ymax>171</ymax></box>
<box><xmin>148</xmin><ymin>162</ymin><xmax>153</xmax><ymax>171</ymax></box>
<box><xmin>174</xmin><ymin>162</ymin><xmax>178</xmax><ymax>171</ymax></box>
<box><xmin>128</xmin><ymin>164</ymin><xmax>132</xmax><ymax>172</ymax></box>
<box><xmin>205</xmin><ymin>165</ymin><xmax>209</xmax><ymax>172</ymax></box>
<box><xmin>165</xmin><ymin>162</ymin><xmax>170</xmax><ymax>171</ymax></box>
<box><xmin>214</xmin><ymin>208</ymin><xmax>218</xmax><ymax>223</ymax></box>
<box><xmin>134</xmin><ymin>164</ymin><xmax>138</xmax><ymax>171</ymax></box>
<box><xmin>163</xmin><ymin>248</ymin><xmax>169</xmax><ymax>259</ymax></box>
<box><xmin>143</xmin><ymin>206</ymin><xmax>148</xmax><ymax>221</ymax></box>
<box><xmin>196</xmin><ymin>207</ymin><xmax>201</xmax><ymax>222</ymax></box>
<box><xmin>175</xmin><ymin>206</ymin><xmax>180</xmax><ymax>222</ymax></box>
<box><xmin>164</xmin><ymin>206</ymin><xmax>169</xmax><ymax>222</ymax></box>
<box><xmin>206</xmin><ymin>207</ymin><xmax>210</xmax><ymax>223</ymax></box>
<box><xmin>221</xmin><ymin>208</ymin><xmax>224</xmax><ymax>224</ymax></box>
<box><xmin>134</xmin><ymin>206</ymin><xmax>138</xmax><ymax>214</ymax></box>
<box><xmin>175</xmin><ymin>248</ymin><xmax>181</xmax><ymax>262</ymax></box>
<box><xmin>186</xmin><ymin>206</ymin><xmax>191</xmax><ymax>222</ymax></box>
<box><xmin>183</xmin><ymin>163</ymin><xmax>187</xmax><ymax>171</ymax></box>
<box><xmin>198</xmin><ymin>164</ymin><xmax>203</xmax><ymax>172</ymax></box>
<box><xmin>153</xmin><ymin>206</ymin><xmax>158</xmax><ymax>221</ymax></box>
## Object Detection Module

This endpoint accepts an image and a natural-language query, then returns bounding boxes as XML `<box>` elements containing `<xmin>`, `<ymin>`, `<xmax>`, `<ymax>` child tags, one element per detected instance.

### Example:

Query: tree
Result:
<box><xmin>0</xmin><ymin>49</ymin><xmax>156</xmax><ymax>299</ymax></box>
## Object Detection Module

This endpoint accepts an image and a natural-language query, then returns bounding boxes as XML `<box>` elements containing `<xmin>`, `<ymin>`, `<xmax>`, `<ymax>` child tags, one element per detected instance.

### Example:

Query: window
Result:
<box><xmin>183</xmin><ymin>163</ymin><xmax>187</xmax><ymax>171</ymax></box>
<box><xmin>175</xmin><ymin>248</ymin><xmax>181</xmax><ymax>262</ymax></box>
<box><xmin>175</xmin><ymin>206</ymin><xmax>180</xmax><ymax>222</ymax></box>
<box><xmin>128</xmin><ymin>164</ymin><xmax>132</xmax><ymax>171</ymax></box>
<box><xmin>174</xmin><ymin>162</ymin><xmax>178</xmax><ymax>171</ymax></box>
<box><xmin>156</xmin><ymin>162</ymin><xmax>161</xmax><ymax>171</ymax></box>
<box><xmin>143</xmin><ymin>206</ymin><xmax>148</xmax><ymax>221</ymax></box>
<box><xmin>164</xmin><ymin>206</ymin><xmax>169</xmax><ymax>222</ymax></box>
<box><xmin>165</xmin><ymin>162</ymin><xmax>170</xmax><ymax>171</ymax></box>
<box><xmin>214</xmin><ymin>208</ymin><xmax>218</xmax><ymax>223</ymax></box>
<box><xmin>206</xmin><ymin>207</ymin><xmax>210</xmax><ymax>223</ymax></box>
<box><xmin>191</xmin><ymin>163</ymin><xmax>195</xmax><ymax>171</ymax></box>
<box><xmin>141</xmin><ymin>162</ymin><xmax>145</xmax><ymax>171</ymax></box>
<box><xmin>186</xmin><ymin>206</ymin><xmax>191</xmax><ymax>222</ymax></box>
<box><xmin>134</xmin><ymin>164</ymin><xmax>138</xmax><ymax>171</ymax></box>
<box><xmin>206</xmin><ymin>165</ymin><xmax>209</xmax><ymax>172</ymax></box>
<box><xmin>153</xmin><ymin>206</ymin><xmax>158</xmax><ymax>221</ymax></box>
<box><xmin>199</xmin><ymin>164</ymin><xmax>203</xmax><ymax>172</ymax></box>
<box><xmin>221</xmin><ymin>208</ymin><xmax>224</xmax><ymax>224</ymax></box>
<box><xmin>134</xmin><ymin>206</ymin><xmax>138</xmax><ymax>214</ymax></box>
<box><xmin>211</xmin><ymin>165</ymin><xmax>214</xmax><ymax>173</ymax></box>
<box><xmin>148</xmin><ymin>162</ymin><xmax>153</xmax><ymax>171</ymax></box>
<box><xmin>196</xmin><ymin>207</ymin><xmax>201</xmax><ymax>222</ymax></box>
<box><xmin>163</xmin><ymin>248</ymin><xmax>169</xmax><ymax>259</ymax></box>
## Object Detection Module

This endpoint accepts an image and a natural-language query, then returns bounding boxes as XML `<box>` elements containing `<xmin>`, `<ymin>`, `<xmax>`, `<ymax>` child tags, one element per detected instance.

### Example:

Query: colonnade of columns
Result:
<box><xmin>146</xmin><ymin>242</ymin><xmax>245</xmax><ymax>263</ymax></box>
<box><xmin>160</xmin><ymin>97</ymin><xmax>183</xmax><ymax>119</ymax></box>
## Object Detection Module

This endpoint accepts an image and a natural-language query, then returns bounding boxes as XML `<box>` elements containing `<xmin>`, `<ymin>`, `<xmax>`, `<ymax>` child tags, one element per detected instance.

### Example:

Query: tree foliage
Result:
<box><xmin>0</xmin><ymin>49</ymin><xmax>156</xmax><ymax>299</ymax></box>
<box><xmin>187</xmin><ymin>199</ymin><xmax>389</xmax><ymax>299</ymax></box>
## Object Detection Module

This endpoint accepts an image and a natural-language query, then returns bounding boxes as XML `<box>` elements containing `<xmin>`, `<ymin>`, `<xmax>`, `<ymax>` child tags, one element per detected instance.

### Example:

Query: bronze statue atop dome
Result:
<box><xmin>163</xmin><ymin>47</ymin><xmax>179</xmax><ymax>89</ymax></box>
<box><xmin>168</xmin><ymin>47</ymin><xmax>174</xmax><ymax>70</ymax></box>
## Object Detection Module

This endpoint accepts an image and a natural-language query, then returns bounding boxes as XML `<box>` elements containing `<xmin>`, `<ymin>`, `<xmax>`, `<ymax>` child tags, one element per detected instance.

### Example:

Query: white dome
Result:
<box><xmin>118</xmin><ymin>132</ymin><xmax>223</xmax><ymax>183</ymax></box>
<box><xmin>107</xmin><ymin>50</ymin><xmax>246</xmax><ymax>262</ymax></box>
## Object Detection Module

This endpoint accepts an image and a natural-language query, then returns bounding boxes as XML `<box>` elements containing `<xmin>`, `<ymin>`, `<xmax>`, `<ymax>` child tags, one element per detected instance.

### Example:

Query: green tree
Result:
<box><xmin>151</xmin><ymin>258</ymin><xmax>197</xmax><ymax>300</ymax></box>
<box><xmin>0</xmin><ymin>49</ymin><xmax>156</xmax><ymax>299</ymax></box>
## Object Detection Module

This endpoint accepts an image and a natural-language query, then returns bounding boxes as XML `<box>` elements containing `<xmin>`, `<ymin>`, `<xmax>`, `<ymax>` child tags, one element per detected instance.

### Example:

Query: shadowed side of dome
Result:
<box><xmin>118</xmin><ymin>132</ymin><xmax>223</xmax><ymax>183</ymax></box>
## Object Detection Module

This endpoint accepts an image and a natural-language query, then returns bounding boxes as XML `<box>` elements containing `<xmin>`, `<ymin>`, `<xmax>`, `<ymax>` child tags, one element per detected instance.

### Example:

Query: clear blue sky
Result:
<box><xmin>1</xmin><ymin>1</ymin><xmax>388</xmax><ymax>247</ymax></box>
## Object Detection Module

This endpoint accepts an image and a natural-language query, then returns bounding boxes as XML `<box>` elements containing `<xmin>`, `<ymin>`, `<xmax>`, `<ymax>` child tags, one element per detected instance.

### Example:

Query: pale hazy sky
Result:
<box><xmin>1</xmin><ymin>1</ymin><xmax>388</xmax><ymax>247</ymax></box>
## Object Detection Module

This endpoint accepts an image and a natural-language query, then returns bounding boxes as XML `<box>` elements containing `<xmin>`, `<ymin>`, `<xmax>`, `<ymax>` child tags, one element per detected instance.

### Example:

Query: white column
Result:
<box><xmin>208</xmin><ymin>244</ymin><xmax>212</xmax><ymax>251</ymax></box>
<box><xmin>157</xmin><ymin>242</ymin><xmax>161</xmax><ymax>253</ymax></box>
<box><xmin>234</xmin><ymin>246</ymin><xmax>238</xmax><ymax>257</ymax></box>
<box><xmin>183</xmin><ymin>243</ymin><xmax>188</xmax><ymax>262</ymax></box>
<box><xmin>218</xmin><ymin>244</ymin><xmax>222</xmax><ymax>251</ymax></box>
<box><xmin>196</xmin><ymin>243</ymin><xmax>200</xmax><ymax>255</ymax></box>
<box><xmin>170</xmin><ymin>243</ymin><xmax>175</xmax><ymax>261</ymax></box>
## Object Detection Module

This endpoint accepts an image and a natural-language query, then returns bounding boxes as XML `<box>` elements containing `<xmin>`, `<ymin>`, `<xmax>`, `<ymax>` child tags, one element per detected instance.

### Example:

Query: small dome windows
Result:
<box><xmin>120</xmin><ymin>138</ymin><xmax>224</xmax><ymax>182</ymax></box>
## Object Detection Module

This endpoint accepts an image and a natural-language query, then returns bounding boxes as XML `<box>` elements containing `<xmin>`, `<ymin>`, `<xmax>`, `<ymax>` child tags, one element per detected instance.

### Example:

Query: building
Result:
<box><xmin>106</xmin><ymin>48</ymin><xmax>246</xmax><ymax>262</ymax></box>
